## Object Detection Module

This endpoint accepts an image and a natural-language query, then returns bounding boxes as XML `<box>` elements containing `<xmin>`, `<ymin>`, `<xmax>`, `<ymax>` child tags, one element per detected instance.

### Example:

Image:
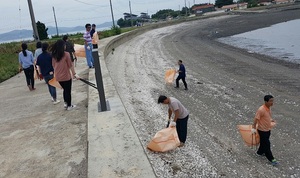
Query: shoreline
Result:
<box><xmin>200</xmin><ymin>5</ymin><xmax>300</xmax><ymax>68</ymax></box>
<box><xmin>105</xmin><ymin>5</ymin><xmax>300</xmax><ymax>176</ymax></box>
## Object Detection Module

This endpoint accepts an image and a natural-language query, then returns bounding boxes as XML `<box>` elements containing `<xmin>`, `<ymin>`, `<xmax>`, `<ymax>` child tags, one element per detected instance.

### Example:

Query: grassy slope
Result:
<box><xmin>0</xmin><ymin>27</ymin><xmax>135</xmax><ymax>83</ymax></box>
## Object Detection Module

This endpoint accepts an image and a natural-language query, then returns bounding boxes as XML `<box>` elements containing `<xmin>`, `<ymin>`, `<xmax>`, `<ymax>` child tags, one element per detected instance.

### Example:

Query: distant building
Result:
<box><xmin>123</xmin><ymin>13</ymin><xmax>138</xmax><ymax>20</ymax></box>
<box><xmin>139</xmin><ymin>12</ymin><xmax>150</xmax><ymax>20</ymax></box>
<box><xmin>221</xmin><ymin>3</ymin><xmax>248</xmax><ymax>11</ymax></box>
<box><xmin>273</xmin><ymin>0</ymin><xmax>291</xmax><ymax>4</ymax></box>
<box><xmin>259</xmin><ymin>1</ymin><xmax>272</xmax><ymax>6</ymax></box>
<box><xmin>192</xmin><ymin>4</ymin><xmax>215</xmax><ymax>15</ymax></box>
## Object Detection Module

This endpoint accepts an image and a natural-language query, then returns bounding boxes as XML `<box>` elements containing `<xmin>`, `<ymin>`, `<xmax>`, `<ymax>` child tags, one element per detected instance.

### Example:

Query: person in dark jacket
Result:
<box><xmin>36</xmin><ymin>42</ymin><xmax>60</xmax><ymax>105</ymax></box>
<box><xmin>175</xmin><ymin>60</ymin><xmax>188</xmax><ymax>90</ymax></box>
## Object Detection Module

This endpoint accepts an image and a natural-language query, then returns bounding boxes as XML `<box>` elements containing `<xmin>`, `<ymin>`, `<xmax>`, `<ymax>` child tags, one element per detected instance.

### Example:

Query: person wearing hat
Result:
<box><xmin>158</xmin><ymin>95</ymin><xmax>189</xmax><ymax>147</ymax></box>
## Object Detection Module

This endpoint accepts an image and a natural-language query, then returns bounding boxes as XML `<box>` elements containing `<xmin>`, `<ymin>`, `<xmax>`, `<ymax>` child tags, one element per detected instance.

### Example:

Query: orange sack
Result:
<box><xmin>49</xmin><ymin>77</ymin><xmax>62</xmax><ymax>89</ymax></box>
<box><xmin>237</xmin><ymin>125</ymin><xmax>260</xmax><ymax>147</ymax></box>
<box><xmin>147</xmin><ymin>127</ymin><xmax>180</xmax><ymax>152</ymax></box>
<box><xmin>74</xmin><ymin>44</ymin><xmax>86</xmax><ymax>58</ymax></box>
<box><xmin>165</xmin><ymin>69</ymin><xmax>176</xmax><ymax>84</ymax></box>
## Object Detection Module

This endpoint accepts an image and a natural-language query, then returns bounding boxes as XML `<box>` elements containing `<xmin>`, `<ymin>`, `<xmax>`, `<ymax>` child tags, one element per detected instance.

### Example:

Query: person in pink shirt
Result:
<box><xmin>252</xmin><ymin>95</ymin><xmax>278</xmax><ymax>165</ymax></box>
<box><xmin>50</xmin><ymin>39</ymin><xmax>78</xmax><ymax>111</ymax></box>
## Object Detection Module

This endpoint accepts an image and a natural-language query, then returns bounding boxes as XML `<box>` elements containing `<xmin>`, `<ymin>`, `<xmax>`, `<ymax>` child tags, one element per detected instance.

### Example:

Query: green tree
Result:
<box><xmin>215</xmin><ymin>0</ymin><xmax>234</xmax><ymax>8</ymax></box>
<box><xmin>117</xmin><ymin>18</ymin><xmax>137</xmax><ymax>28</ymax></box>
<box><xmin>36</xmin><ymin>21</ymin><xmax>48</xmax><ymax>40</ymax></box>
<box><xmin>117</xmin><ymin>18</ymin><xmax>125</xmax><ymax>27</ymax></box>
<box><xmin>151</xmin><ymin>9</ymin><xmax>178</xmax><ymax>20</ymax></box>
<box><xmin>242</xmin><ymin>0</ymin><xmax>259</xmax><ymax>7</ymax></box>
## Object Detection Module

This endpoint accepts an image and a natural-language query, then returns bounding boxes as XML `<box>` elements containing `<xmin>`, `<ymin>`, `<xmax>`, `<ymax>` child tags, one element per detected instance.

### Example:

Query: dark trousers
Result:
<box><xmin>59</xmin><ymin>79</ymin><xmax>72</xmax><ymax>107</ymax></box>
<box><xmin>167</xmin><ymin>115</ymin><xmax>189</xmax><ymax>143</ymax></box>
<box><xmin>257</xmin><ymin>130</ymin><xmax>274</xmax><ymax>162</ymax></box>
<box><xmin>23</xmin><ymin>65</ymin><xmax>34</xmax><ymax>88</ymax></box>
<box><xmin>176</xmin><ymin>76</ymin><xmax>187</xmax><ymax>89</ymax></box>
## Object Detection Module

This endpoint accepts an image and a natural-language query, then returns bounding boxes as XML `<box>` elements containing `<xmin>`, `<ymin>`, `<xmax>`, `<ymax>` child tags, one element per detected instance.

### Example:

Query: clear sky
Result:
<box><xmin>0</xmin><ymin>0</ymin><xmax>210</xmax><ymax>34</ymax></box>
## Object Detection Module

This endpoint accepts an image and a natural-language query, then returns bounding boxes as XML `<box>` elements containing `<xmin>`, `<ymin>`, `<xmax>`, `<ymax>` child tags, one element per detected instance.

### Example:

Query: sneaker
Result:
<box><xmin>51</xmin><ymin>97</ymin><xmax>55</xmax><ymax>102</ymax></box>
<box><xmin>271</xmin><ymin>159</ymin><xmax>278</xmax><ymax>166</ymax></box>
<box><xmin>184</xmin><ymin>88</ymin><xmax>188</xmax><ymax>90</ymax></box>
<box><xmin>53</xmin><ymin>100</ymin><xmax>61</xmax><ymax>105</ymax></box>
<box><xmin>256</xmin><ymin>152</ymin><xmax>265</xmax><ymax>157</ymax></box>
<box><xmin>66</xmin><ymin>105</ymin><xmax>76</xmax><ymax>111</ymax></box>
<box><xmin>174</xmin><ymin>86</ymin><xmax>179</xmax><ymax>88</ymax></box>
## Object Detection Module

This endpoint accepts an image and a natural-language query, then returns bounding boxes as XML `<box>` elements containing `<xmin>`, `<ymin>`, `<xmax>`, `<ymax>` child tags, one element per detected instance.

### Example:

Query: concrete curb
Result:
<box><xmin>87</xmin><ymin>36</ymin><xmax>156</xmax><ymax>177</ymax></box>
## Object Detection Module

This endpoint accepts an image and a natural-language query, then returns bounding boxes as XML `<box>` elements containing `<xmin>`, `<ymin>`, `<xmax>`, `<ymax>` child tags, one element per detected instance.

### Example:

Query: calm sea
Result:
<box><xmin>218</xmin><ymin>19</ymin><xmax>300</xmax><ymax>64</ymax></box>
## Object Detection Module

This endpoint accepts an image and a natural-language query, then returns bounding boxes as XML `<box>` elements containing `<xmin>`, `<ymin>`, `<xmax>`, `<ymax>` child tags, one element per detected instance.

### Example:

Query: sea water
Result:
<box><xmin>218</xmin><ymin>19</ymin><xmax>300</xmax><ymax>64</ymax></box>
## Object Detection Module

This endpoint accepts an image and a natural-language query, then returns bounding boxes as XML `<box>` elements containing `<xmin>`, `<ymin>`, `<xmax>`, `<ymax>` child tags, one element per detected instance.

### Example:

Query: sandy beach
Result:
<box><xmin>106</xmin><ymin>4</ymin><xmax>300</xmax><ymax>177</ymax></box>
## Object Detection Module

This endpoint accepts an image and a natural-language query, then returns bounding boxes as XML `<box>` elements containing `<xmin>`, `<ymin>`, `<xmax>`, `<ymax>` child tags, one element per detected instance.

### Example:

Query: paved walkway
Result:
<box><xmin>0</xmin><ymin>36</ymin><xmax>156</xmax><ymax>178</ymax></box>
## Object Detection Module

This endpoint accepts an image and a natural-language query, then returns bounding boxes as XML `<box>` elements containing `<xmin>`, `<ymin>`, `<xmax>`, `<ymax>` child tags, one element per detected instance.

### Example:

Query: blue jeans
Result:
<box><xmin>44</xmin><ymin>74</ymin><xmax>57</xmax><ymax>100</ymax></box>
<box><xmin>85</xmin><ymin>43</ymin><xmax>94</xmax><ymax>67</ymax></box>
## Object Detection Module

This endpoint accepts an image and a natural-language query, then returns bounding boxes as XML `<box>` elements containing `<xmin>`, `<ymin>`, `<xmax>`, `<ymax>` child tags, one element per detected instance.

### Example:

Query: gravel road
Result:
<box><xmin>106</xmin><ymin>6</ymin><xmax>300</xmax><ymax>178</ymax></box>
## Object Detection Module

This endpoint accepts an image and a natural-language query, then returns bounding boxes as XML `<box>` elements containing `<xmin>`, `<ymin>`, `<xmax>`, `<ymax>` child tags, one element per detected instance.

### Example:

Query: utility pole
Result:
<box><xmin>27</xmin><ymin>0</ymin><xmax>39</xmax><ymax>41</ymax></box>
<box><xmin>109</xmin><ymin>0</ymin><xmax>115</xmax><ymax>27</ymax></box>
<box><xmin>52</xmin><ymin>6</ymin><xmax>59</xmax><ymax>36</ymax></box>
<box><xmin>129</xmin><ymin>1</ymin><xmax>133</xmax><ymax>27</ymax></box>
<box><xmin>184</xmin><ymin>0</ymin><xmax>187</xmax><ymax>17</ymax></box>
<box><xmin>188</xmin><ymin>1</ymin><xmax>190</xmax><ymax>15</ymax></box>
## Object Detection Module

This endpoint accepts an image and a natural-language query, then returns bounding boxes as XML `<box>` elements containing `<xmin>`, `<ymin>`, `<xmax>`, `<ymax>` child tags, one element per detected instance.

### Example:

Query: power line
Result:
<box><xmin>73</xmin><ymin>0</ymin><xmax>109</xmax><ymax>7</ymax></box>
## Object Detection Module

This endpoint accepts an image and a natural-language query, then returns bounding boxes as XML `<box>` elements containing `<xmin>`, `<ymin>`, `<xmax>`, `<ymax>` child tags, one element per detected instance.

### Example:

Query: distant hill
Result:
<box><xmin>0</xmin><ymin>21</ymin><xmax>113</xmax><ymax>43</ymax></box>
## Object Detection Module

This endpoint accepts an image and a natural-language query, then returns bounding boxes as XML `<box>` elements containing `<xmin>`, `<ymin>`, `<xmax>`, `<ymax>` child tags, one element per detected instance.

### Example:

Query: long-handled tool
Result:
<box><xmin>79</xmin><ymin>78</ymin><xmax>97</xmax><ymax>89</ymax></box>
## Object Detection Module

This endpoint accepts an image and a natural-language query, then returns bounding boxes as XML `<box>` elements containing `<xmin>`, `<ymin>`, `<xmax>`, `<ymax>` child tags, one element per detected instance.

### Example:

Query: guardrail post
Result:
<box><xmin>92</xmin><ymin>48</ymin><xmax>110</xmax><ymax>112</ymax></box>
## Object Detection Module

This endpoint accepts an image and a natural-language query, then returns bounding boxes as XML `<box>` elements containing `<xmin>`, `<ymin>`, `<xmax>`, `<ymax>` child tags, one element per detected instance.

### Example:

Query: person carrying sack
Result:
<box><xmin>252</xmin><ymin>95</ymin><xmax>278</xmax><ymax>166</ymax></box>
<box><xmin>158</xmin><ymin>95</ymin><xmax>189</xmax><ymax>147</ymax></box>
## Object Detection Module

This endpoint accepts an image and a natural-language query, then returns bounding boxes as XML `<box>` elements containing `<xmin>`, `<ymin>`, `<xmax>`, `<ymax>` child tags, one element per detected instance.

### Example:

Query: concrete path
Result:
<box><xmin>0</xmin><ymin>36</ymin><xmax>156</xmax><ymax>177</ymax></box>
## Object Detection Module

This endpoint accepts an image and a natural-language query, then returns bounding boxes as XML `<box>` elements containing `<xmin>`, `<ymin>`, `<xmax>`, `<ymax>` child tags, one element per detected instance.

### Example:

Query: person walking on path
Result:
<box><xmin>50</xmin><ymin>39</ymin><xmax>77</xmax><ymax>110</ymax></box>
<box><xmin>63</xmin><ymin>35</ymin><xmax>77</xmax><ymax>69</ymax></box>
<box><xmin>34</xmin><ymin>41</ymin><xmax>42</xmax><ymax>61</ymax></box>
<box><xmin>158</xmin><ymin>95</ymin><xmax>189</xmax><ymax>147</ymax></box>
<box><xmin>90</xmin><ymin>24</ymin><xmax>98</xmax><ymax>49</ymax></box>
<box><xmin>19</xmin><ymin>43</ymin><xmax>35</xmax><ymax>91</ymax></box>
<box><xmin>83</xmin><ymin>23</ymin><xmax>94</xmax><ymax>68</ymax></box>
<box><xmin>34</xmin><ymin>41</ymin><xmax>43</xmax><ymax>80</ymax></box>
<box><xmin>252</xmin><ymin>95</ymin><xmax>278</xmax><ymax>165</ymax></box>
<box><xmin>36</xmin><ymin>42</ymin><xmax>60</xmax><ymax>105</ymax></box>
<box><xmin>175</xmin><ymin>60</ymin><xmax>188</xmax><ymax>90</ymax></box>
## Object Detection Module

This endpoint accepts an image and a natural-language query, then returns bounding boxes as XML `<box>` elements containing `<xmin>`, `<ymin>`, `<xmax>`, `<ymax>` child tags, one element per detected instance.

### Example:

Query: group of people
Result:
<box><xmin>18</xmin><ymin>23</ymin><xmax>278</xmax><ymax>166</ymax></box>
<box><xmin>83</xmin><ymin>23</ymin><xmax>97</xmax><ymax>68</ymax></box>
<box><xmin>18</xmin><ymin>23</ymin><xmax>100</xmax><ymax>110</ymax></box>
<box><xmin>158</xmin><ymin>60</ymin><xmax>277</xmax><ymax>165</ymax></box>
<box><xmin>18</xmin><ymin>37</ymin><xmax>78</xmax><ymax>110</ymax></box>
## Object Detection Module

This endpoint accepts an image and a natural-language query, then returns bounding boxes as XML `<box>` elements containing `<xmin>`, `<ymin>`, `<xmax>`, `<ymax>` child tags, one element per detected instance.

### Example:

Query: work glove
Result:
<box><xmin>169</xmin><ymin>121</ymin><xmax>176</xmax><ymax>127</ymax></box>
<box><xmin>74</xmin><ymin>74</ymin><xmax>80</xmax><ymax>79</ymax></box>
<box><xmin>39</xmin><ymin>74</ymin><xmax>43</xmax><ymax>80</ymax></box>
<box><xmin>251</xmin><ymin>128</ymin><xmax>256</xmax><ymax>134</ymax></box>
<box><xmin>87</xmin><ymin>46</ymin><xmax>91</xmax><ymax>50</ymax></box>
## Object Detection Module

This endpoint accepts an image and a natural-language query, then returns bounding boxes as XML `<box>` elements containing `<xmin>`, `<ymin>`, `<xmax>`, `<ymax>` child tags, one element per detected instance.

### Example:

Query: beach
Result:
<box><xmin>106</xmin><ymin>4</ymin><xmax>300</xmax><ymax>177</ymax></box>
<box><xmin>1</xmin><ymin>3</ymin><xmax>300</xmax><ymax>177</ymax></box>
